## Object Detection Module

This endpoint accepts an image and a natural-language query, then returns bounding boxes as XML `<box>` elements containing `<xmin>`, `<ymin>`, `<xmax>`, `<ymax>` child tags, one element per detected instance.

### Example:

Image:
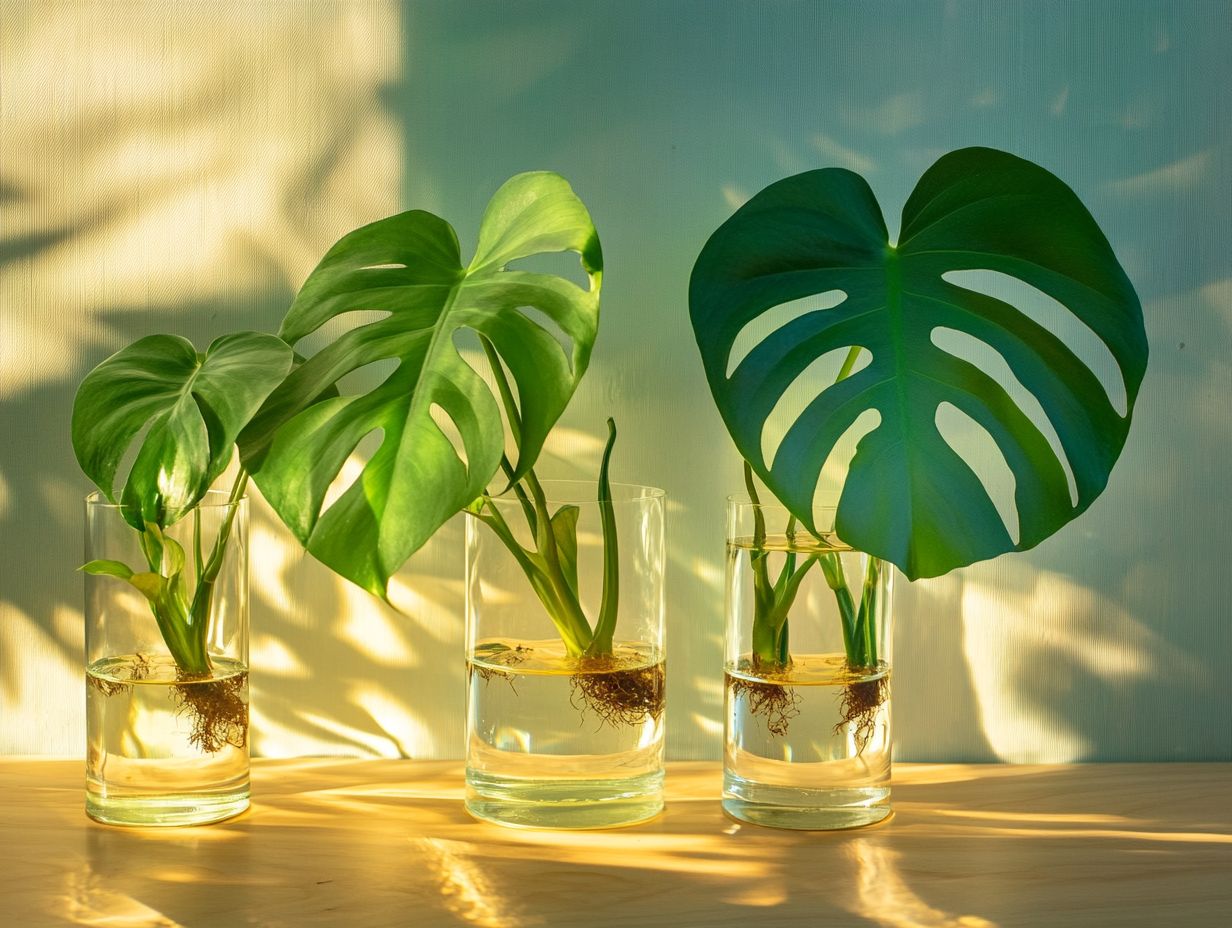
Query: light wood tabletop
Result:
<box><xmin>2</xmin><ymin>760</ymin><xmax>1228</xmax><ymax>927</ymax></box>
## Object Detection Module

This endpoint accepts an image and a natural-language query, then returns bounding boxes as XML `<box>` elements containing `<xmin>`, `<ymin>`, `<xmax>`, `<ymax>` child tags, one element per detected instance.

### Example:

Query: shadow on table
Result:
<box><xmin>50</xmin><ymin>762</ymin><xmax>1232</xmax><ymax>927</ymax></box>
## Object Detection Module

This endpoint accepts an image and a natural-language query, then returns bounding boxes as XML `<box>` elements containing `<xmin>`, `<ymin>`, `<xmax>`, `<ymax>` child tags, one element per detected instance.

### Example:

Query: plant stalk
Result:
<box><xmin>134</xmin><ymin>469</ymin><xmax>248</xmax><ymax>677</ymax></box>
<box><xmin>474</xmin><ymin>337</ymin><xmax>623</xmax><ymax>661</ymax></box>
<box><xmin>744</xmin><ymin>343</ymin><xmax>884</xmax><ymax>673</ymax></box>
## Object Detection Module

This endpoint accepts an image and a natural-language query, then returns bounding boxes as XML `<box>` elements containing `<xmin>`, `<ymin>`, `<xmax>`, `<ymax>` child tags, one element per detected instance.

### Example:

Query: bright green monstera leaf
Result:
<box><xmin>241</xmin><ymin>171</ymin><xmax>602</xmax><ymax>597</ymax></box>
<box><xmin>690</xmin><ymin>147</ymin><xmax>1147</xmax><ymax>580</ymax></box>
<box><xmin>72</xmin><ymin>332</ymin><xmax>294</xmax><ymax>529</ymax></box>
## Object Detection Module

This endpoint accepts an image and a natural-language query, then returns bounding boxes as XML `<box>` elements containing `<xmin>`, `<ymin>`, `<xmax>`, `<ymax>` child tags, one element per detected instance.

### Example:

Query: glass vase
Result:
<box><xmin>84</xmin><ymin>490</ymin><xmax>250</xmax><ymax>826</ymax></box>
<box><xmin>723</xmin><ymin>497</ymin><xmax>893</xmax><ymax>830</ymax></box>
<box><xmin>465</xmin><ymin>480</ymin><xmax>666</xmax><ymax>829</ymax></box>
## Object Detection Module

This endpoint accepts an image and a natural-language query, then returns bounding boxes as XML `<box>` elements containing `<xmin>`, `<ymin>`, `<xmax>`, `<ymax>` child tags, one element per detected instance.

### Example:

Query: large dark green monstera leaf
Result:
<box><xmin>690</xmin><ymin>147</ymin><xmax>1147</xmax><ymax>579</ymax></box>
<box><xmin>242</xmin><ymin>172</ymin><xmax>602</xmax><ymax>597</ymax></box>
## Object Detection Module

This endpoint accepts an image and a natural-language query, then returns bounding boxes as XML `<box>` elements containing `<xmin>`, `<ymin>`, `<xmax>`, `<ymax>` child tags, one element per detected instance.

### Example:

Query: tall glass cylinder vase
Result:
<box><xmin>723</xmin><ymin>497</ymin><xmax>893</xmax><ymax>830</ymax></box>
<box><xmin>84</xmin><ymin>490</ymin><xmax>250</xmax><ymax>826</ymax></box>
<box><xmin>465</xmin><ymin>481</ymin><xmax>666</xmax><ymax>829</ymax></box>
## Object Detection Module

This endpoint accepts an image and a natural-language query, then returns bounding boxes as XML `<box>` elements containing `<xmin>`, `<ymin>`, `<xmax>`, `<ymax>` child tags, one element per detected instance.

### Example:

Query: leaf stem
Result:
<box><xmin>471</xmin><ymin>496</ymin><xmax>594</xmax><ymax>656</ymax></box>
<box><xmin>185</xmin><ymin>469</ymin><xmax>248</xmax><ymax>667</ymax></box>
<box><xmin>584</xmin><ymin>419</ymin><xmax>620</xmax><ymax>658</ymax></box>
<box><xmin>744</xmin><ymin>343</ymin><xmax>885</xmax><ymax>673</ymax></box>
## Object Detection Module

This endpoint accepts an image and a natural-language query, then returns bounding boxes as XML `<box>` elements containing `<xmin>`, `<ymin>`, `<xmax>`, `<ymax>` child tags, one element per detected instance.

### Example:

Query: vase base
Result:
<box><xmin>86</xmin><ymin>790</ymin><xmax>249</xmax><ymax>827</ymax></box>
<box><xmin>465</xmin><ymin>769</ymin><xmax>664</xmax><ymax>829</ymax></box>
<box><xmin>722</xmin><ymin>774</ymin><xmax>890</xmax><ymax>830</ymax></box>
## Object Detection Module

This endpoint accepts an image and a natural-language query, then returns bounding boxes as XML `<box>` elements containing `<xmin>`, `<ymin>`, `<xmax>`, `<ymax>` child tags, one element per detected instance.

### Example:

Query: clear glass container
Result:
<box><xmin>465</xmin><ymin>480</ymin><xmax>666</xmax><ymax>829</ymax></box>
<box><xmin>84</xmin><ymin>490</ymin><xmax>250</xmax><ymax>826</ymax></box>
<box><xmin>723</xmin><ymin>497</ymin><xmax>893</xmax><ymax>830</ymax></box>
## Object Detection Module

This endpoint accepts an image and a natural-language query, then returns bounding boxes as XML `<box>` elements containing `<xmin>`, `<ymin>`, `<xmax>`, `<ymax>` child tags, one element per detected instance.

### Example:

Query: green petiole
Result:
<box><xmin>473</xmin><ymin>335</ymin><xmax>624</xmax><ymax>661</ymax></box>
<box><xmin>82</xmin><ymin>467</ymin><xmax>248</xmax><ymax>678</ymax></box>
<box><xmin>744</xmin><ymin>344</ymin><xmax>883</xmax><ymax>672</ymax></box>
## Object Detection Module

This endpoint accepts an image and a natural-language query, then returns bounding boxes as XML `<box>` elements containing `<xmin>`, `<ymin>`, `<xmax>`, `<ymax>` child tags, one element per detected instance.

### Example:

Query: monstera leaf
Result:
<box><xmin>242</xmin><ymin>172</ymin><xmax>602</xmax><ymax>597</ymax></box>
<box><xmin>690</xmin><ymin>147</ymin><xmax>1147</xmax><ymax>579</ymax></box>
<box><xmin>72</xmin><ymin>332</ymin><xmax>294</xmax><ymax>529</ymax></box>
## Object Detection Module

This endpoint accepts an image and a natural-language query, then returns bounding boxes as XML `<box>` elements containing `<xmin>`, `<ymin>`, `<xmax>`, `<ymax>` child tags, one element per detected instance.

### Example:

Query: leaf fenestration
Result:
<box><xmin>690</xmin><ymin>147</ymin><xmax>1146</xmax><ymax>579</ymax></box>
<box><xmin>243</xmin><ymin>172</ymin><xmax>602</xmax><ymax>597</ymax></box>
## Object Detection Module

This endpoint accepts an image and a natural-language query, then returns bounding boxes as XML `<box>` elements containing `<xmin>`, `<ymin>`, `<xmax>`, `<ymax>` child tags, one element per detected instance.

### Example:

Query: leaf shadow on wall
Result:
<box><xmin>0</xmin><ymin>0</ymin><xmax>463</xmax><ymax>758</ymax></box>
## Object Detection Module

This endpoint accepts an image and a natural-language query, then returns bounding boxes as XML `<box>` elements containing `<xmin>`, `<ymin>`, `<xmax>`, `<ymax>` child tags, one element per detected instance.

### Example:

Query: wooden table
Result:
<box><xmin>2</xmin><ymin>760</ymin><xmax>1228</xmax><ymax>927</ymax></box>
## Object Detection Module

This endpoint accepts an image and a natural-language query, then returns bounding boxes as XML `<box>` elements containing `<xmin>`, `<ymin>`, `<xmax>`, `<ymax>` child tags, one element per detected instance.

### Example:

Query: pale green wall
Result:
<box><xmin>2</xmin><ymin>0</ymin><xmax>1228</xmax><ymax>761</ymax></box>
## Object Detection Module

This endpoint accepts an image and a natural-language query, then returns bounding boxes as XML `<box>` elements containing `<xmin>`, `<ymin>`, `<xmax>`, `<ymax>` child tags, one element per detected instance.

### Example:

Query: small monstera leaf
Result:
<box><xmin>690</xmin><ymin>147</ymin><xmax>1147</xmax><ymax>579</ymax></box>
<box><xmin>72</xmin><ymin>333</ymin><xmax>294</xmax><ymax>529</ymax></box>
<box><xmin>242</xmin><ymin>172</ymin><xmax>602</xmax><ymax>597</ymax></box>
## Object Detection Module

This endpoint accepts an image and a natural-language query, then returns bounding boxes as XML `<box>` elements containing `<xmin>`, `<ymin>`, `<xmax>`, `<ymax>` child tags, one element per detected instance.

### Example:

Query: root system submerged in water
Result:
<box><xmin>570</xmin><ymin>658</ymin><xmax>666</xmax><ymax>728</ymax></box>
<box><xmin>727</xmin><ymin>674</ymin><xmax>801</xmax><ymax>737</ymax></box>
<box><xmin>470</xmin><ymin>643</ymin><xmax>665</xmax><ymax>729</ymax></box>
<box><xmin>730</xmin><ymin>660</ymin><xmax>889</xmax><ymax>751</ymax></box>
<box><xmin>173</xmin><ymin>671</ymin><xmax>249</xmax><ymax>753</ymax></box>
<box><xmin>469</xmin><ymin>645</ymin><xmax>528</xmax><ymax>692</ymax></box>
<box><xmin>90</xmin><ymin>653</ymin><xmax>248</xmax><ymax>754</ymax></box>
<box><xmin>834</xmin><ymin>674</ymin><xmax>888</xmax><ymax>752</ymax></box>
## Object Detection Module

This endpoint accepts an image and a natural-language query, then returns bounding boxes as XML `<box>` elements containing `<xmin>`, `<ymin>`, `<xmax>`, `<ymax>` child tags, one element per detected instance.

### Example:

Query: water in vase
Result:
<box><xmin>724</xmin><ymin>652</ymin><xmax>891</xmax><ymax>829</ymax></box>
<box><xmin>466</xmin><ymin>638</ymin><xmax>665</xmax><ymax>828</ymax></box>
<box><xmin>86</xmin><ymin>653</ymin><xmax>250</xmax><ymax>826</ymax></box>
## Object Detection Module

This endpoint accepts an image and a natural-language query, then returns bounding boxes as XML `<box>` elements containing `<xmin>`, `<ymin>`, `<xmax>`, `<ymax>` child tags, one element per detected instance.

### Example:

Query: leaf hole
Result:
<box><xmin>335</xmin><ymin>356</ymin><xmax>400</xmax><ymax>396</ymax></box>
<box><xmin>112</xmin><ymin>419</ymin><xmax>156</xmax><ymax>498</ymax></box>
<box><xmin>429</xmin><ymin>403</ymin><xmax>470</xmax><ymax>474</ymax></box>
<box><xmin>294</xmin><ymin>309</ymin><xmax>390</xmax><ymax>362</ymax></box>
<box><xmin>516</xmin><ymin>303</ymin><xmax>575</xmax><ymax>371</ymax></box>
<box><xmin>931</xmin><ymin>326</ymin><xmax>1078</xmax><ymax>507</ymax></box>
<box><xmin>762</xmin><ymin>345</ymin><xmax>871</xmax><ymax>471</ymax></box>
<box><xmin>934</xmin><ymin>402</ymin><xmax>1020</xmax><ymax>545</ymax></box>
<box><xmin>726</xmin><ymin>291</ymin><xmax>847</xmax><ymax>378</ymax></box>
<box><xmin>811</xmin><ymin>407</ymin><xmax>881</xmax><ymax>515</ymax></box>
<box><xmin>320</xmin><ymin>430</ymin><xmax>385</xmax><ymax>514</ymax></box>
<box><xmin>942</xmin><ymin>270</ymin><xmax>1128</xmax><ymax>417</ymax></box>
<box><xmin>506</xmin><ymin>252</ymin><xmax>592</xmax><ymax>291</ymax></box>
<box><xmin>455</xmin><ymin>329</ymin><xmax>520</xmax><ymax>464</ymax></box>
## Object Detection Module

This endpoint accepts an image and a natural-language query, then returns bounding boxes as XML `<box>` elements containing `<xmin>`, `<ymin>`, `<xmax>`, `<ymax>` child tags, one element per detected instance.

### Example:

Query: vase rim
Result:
<box><xmin>486</xmin><ymin>478</ymin><xmax>664</xmax><ymax>506</ymax></box>
<box><xmin>84</xmin><ymin>488</ymin><xmax>247</xmax><ymax>510</ymax></box>
<box><xmin>725</xmin><ymin>494</ymin><xmax>838</xmax><ymax>514</ymax></box>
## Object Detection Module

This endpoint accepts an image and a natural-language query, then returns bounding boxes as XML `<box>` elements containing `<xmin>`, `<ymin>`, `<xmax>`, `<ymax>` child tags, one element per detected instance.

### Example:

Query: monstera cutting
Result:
<box><xmin>244</xmin><ymin>169</ymin><xmax>663</xmax><ymax>794</ymax></box>
<box><xmin>691</xmin><ymin>147</ymin><xmax>1146</xmax><ymax>739</ymax></box>
<box><xmin>73</xmin><ymin>332</ymin><xmax>293</xmax><ymax>764</ymax></box>
<box><xmin>74</xmin><ymin>333</ymin><xmax>293</xmax><ymax>673</ymax></box>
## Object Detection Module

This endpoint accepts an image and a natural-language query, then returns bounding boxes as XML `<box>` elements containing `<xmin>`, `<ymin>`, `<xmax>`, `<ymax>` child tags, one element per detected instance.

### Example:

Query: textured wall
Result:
<box><xmin>1</xmin><ymin>0</ymin><xmax>1229</xmax><ymax>761</ymax></box>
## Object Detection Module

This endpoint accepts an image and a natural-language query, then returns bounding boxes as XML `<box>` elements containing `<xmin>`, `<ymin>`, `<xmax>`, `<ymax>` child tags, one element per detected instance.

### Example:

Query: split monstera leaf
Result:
<box><xmin>240</xmin><ymin>172</ymin><xmax>602</xmax><ymax>598</ymax></box>
<box><xmin>690</xmin><ymin>147</ymin><xmax>1148</xmax><ymax>581</ymax></box>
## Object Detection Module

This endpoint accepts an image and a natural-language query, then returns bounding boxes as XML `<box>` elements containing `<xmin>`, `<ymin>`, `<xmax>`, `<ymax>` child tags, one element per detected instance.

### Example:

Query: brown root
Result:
<box><xmin>728</xmin><ymin>673</ymin><xmax>801</xmax><ymax>737</ymax></box>
<box><xmin>88</xmin><ymin>678</ymin><xmax>129</xmax><ymax>697</ymax></box>
<box><xmin>834</xmin><ymin>675</ymin><xmax>889</xmax><ymax>752</ymax></box>
<box><xmin>87</xmin><ymin>652</ymin><xmax>151</xmax><ymax>697</ymax></box>
<box><xmin>730</xmin><ymin>660</ymin><xmax>889</xmax><ymax>748</ymax></box>
<box><xmin>469</xmin><ymin>645</ymin><xmax>528</xmax><ymax>692</ymax></box>
<box><xmin>172</xmin><ymin>671</ymin><xmax>248</xmax><ymax>754</ymax></box>
<box><xmin>570</xmin><ymin>659</ymin><xmax>665</xmax><ymax>728</ymax></box>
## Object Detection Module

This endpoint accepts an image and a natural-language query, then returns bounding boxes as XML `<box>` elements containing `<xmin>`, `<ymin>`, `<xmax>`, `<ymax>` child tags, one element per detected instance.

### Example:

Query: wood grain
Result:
<box><xmin>2</xmin><ymin>760</ymin><xmax>1229</xmax><ymax>927</ymax></box>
